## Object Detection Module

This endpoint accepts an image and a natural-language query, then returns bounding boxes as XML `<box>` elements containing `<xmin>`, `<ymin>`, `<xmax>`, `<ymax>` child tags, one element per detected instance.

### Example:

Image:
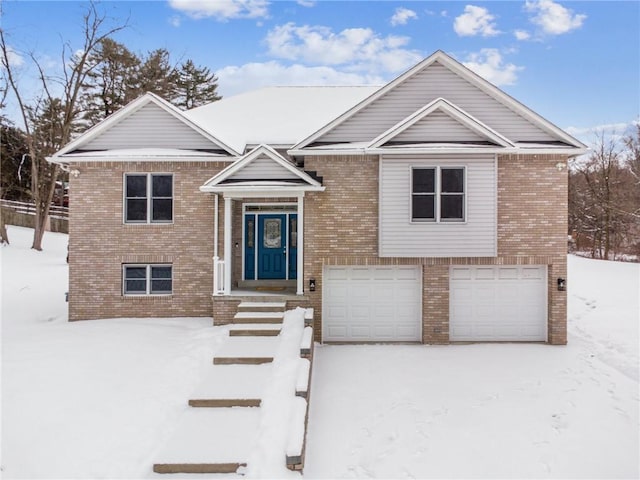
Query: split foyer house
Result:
<box><xmin>49</xmin><ymin>50</ymin><xmax>587</xmax><ymax>344</ymax></box>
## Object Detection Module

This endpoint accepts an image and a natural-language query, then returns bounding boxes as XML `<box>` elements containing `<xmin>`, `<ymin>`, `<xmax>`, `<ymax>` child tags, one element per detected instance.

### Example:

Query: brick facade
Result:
<box><xmin>69</xmin><ymin>153</ymin><xmax>568</xmax><ymax>345</ymax></box>
<box><xmin>67</xmin><ymin>160</ymin><xmax>226</xmax><ymax>321</ymax></box>
<box><xmin>300</xmin><ymin>153</ymin><xmax>568</xmax><ymax>345</ymax></box>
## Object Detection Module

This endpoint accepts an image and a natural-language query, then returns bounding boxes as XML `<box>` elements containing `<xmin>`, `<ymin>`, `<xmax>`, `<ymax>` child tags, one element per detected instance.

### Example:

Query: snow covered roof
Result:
<box><xmin>183</xmin><ymin>86</ymin><xmax>381</xmax><ymax>154</ymax></box>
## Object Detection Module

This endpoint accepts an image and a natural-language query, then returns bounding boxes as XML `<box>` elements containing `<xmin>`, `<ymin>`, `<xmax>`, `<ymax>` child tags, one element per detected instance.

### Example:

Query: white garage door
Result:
<box><xmin>450</xmin><ymin>265</ymin><xmax>547</xmax><ymax>341</ymax></box>
<box><xmin>323</xmin><ymin>266</ymin><xmax>422</xmax><ymax>342</ymax></box>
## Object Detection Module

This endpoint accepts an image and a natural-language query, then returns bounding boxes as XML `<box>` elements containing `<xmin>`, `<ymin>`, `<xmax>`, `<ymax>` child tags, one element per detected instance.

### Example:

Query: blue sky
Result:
<box><xmin>3</xmin><ymin>1</ymin><xmax>639</xmax><ymax>144</ymax></box>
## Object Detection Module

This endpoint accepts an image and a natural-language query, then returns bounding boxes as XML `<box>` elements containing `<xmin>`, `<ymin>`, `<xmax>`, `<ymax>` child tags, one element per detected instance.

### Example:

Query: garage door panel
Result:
<box><xmin>323</xmin><ymin>266</ymin><xmax>422</xmax><ymax>342</ymax></box>
<box><xmin>475</xmin><ymin>267</ymin><xmax>496</xmax><ymax>280</ymax></box>
<box><xmin>450</xmin><ymin>265</ymin><xmax>547</xmax><ymax>342</ymax></box>
<box><xmin>350</xmin><ymin>325</ymin><xmax>371</xmax><ymax>338</ymax></box>
<box><xmin>498</xmin><ymin>267</ymin><xmax>519</xmax><ymax>280</ymax></box>
<box><xmin>327</xmin><ymin>325</ymin><xmax>347</xmax><ymax>338</ymax></box>
<box><xmin>397</xmin><ymin>327</ymin><xmax>420</xmax><ymax>340</ymax></box>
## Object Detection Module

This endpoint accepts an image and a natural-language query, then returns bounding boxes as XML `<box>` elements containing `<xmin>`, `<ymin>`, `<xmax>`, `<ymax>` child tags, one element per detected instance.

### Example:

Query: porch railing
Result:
<box><xmin>213</xmin><ymin>256</ymin><xmax>225</xmax><ymax>295</ymax></box>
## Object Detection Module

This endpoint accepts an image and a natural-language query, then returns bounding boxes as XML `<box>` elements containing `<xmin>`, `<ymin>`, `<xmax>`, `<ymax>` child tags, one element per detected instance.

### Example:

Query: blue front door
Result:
<box><xmin>258</xmin><ymin>214</ymin><xmax>287</xmax><ymax>279</ymax></box>
<box><xmin>245</xmin><ymin>213</ymin><xmax>298</xmax><ymax>280</ymax></box>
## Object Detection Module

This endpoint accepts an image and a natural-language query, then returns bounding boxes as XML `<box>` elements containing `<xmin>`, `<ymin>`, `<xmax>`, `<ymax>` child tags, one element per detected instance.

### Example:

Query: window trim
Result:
<box><xmin>410</xmin><ymin>166</ymin><xmax>466</xmax><ymax>223</ymax></box>
<box><xmin>123</xmin><ymin>173</ymin><xmax>174</xmax><ymax>224</ymax></box>
<box><xmin>122</xmin><ymin>263</ymin><xmax>173</xmax><ymax>296</ymax></box>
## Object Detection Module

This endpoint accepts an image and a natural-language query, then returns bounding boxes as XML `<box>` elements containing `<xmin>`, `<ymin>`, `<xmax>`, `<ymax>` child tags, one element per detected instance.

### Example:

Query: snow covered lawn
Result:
<box><xmin>304</xmin><ymin>255</ymin><xmax>639</xmax><ymax>478</ymax></box>
<box><xmin>1</xmin><ymin>227</ymin><xmax>229</xmax><ymax>479</ymax></box>
<box><xmin>1</xmin><ymin>226</ymin><xmax>639</xmax><ymax>478</ymax></box>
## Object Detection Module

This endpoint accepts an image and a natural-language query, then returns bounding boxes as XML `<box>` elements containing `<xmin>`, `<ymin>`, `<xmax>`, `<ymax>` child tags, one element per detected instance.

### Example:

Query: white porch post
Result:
<box><xmin>223</xmin><ymin>195</ymin><xmax>232</xmax><ymax>295</ymax></box>
<box><xmin>297</xmin><ymin>193</ymin><xmax>304</xmax><ymax>295</ymax></box>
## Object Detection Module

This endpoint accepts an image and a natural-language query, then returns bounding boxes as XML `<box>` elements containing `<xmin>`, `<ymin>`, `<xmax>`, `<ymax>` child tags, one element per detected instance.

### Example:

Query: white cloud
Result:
<box><xmin>391</xmin><ymin>7</ymin><xmax>418</xmax><ymax>26</ymax></box>
<box><xmin>514</xmin><ymin>29</ymin><xmax>531</xmax><ymax>41</ymax></box>
<box><xmin>265</xmin><ymin>23</ymin><xmax>422</xmax><ymax>73</ymax></box>
<box><xmin>217</xmin><ymin>61</ymin><xmax>384</xmax><ymax>97</ymax></box>
<box><xmin>525</xmin><ymin>0</ymin><xmax>586</xmax><ymax>35</ymax></box>
<box><xmin>462</xmin><ymin>49</ymin><xmax>524</xmax><ymax>86</ymax></box>
<box><xmin>168</xmin><ymin>0</ymin><xmax>269</xmax><ymax>21</ymax></box>
<box><xmin>565</xmin><ymin>122</ymin><xmax>632</xmax><ymax>138</ymax></box>
<box><xmin>4</xmin><ymin>46</ymin><xmax>24</xmax><ymax>67</ymax></box>
<box><xmin>454</xmin><ymin>5</ymin><xmax>500</xmax><ymax>37</ymax></box>
<box><xmin>168</xmin><ymin>15</ymin><xmax>182</xmax><ymax>27</ymax></box>
<box><xmin>296</xmin><ymin>0</ymin><xmax>315</xmax><ymax>6</ymax></box>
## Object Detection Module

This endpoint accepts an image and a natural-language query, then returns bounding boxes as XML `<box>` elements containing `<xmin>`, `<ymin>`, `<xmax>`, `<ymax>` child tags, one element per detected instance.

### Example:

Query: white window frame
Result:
<box><xmin>123</xmin><ymin>173</ymin><xmax>174</xmax><ymax>224</ymax></box>
<box><xmin>410</xmin><ymin>166</ymin><xmax>466</xmax><ymax>223</ymax></box>
<box><xmin>122</xmin><ymin>264</ymin><xmax>173</xmax><ymax>296</ymax></box>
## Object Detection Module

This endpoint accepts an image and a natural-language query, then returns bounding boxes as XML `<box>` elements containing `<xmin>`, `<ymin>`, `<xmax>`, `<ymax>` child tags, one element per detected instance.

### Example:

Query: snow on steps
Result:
<box><xmin>152</xmin><ymin>408</ymin><xmax>260</xmax><ymax>474</ymax></box>
<box><xmin>213</xmin><ymin>336</ymin><xmax>279</xmax><ymax>365</ymax></box>
<box><xmin>232</xmin><ymin>311</ymin><xmax>285</xmax><ymax>324</ymax></box>
<box><xmin>229</xmin><ymin>322</ymin><xmax>282</xmax><ymax>337</ymax></box>
<box><xmin>237</xmin><ymin>301</ymin><xmax>286</xmax><ymax>312</ymax></box>
<box><xmin>154</xmin><ymin>307</ymin><xmax>315</xmax><ymax>475</ymax></box>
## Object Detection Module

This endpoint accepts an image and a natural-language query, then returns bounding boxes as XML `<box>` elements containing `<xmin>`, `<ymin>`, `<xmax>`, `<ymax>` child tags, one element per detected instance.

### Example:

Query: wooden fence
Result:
<box><xmin>1</xmin><ymin>199</ymin><xmax>69</xmax><ymax>234</ymax></box>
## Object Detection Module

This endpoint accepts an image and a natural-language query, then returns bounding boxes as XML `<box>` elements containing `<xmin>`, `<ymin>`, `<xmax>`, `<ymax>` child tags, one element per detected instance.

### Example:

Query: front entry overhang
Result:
<box><xmin>199</xmin><ymin>145</ymin><xmax>324</xmax><ymax>296</ymax></box>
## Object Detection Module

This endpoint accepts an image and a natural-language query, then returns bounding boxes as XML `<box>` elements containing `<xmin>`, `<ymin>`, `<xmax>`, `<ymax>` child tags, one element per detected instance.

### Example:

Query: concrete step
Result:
<box><xmin>233</xmin><ymin>311</ymin><xmax>284</xmax><ymax>324</ymax></box>
<box><xmin>229</xmin><ymin>329</ymin><xmax>280</xmax><ymax>337</ymax></box>
<box><xmin>214</xmin><ymin>357</ymin><xmax>273</xmax><ymax>365</ymax></box>
<box><xmin>237</xmin><ymin>301</ymin><xmax>286</xmax><ymax>312</ymax></box>
<box><xmin>153</xmin><ymin>408</ymin><xmax>259</xmax><ymax>472</ymax></box>
<box><xmin>191</xmin><ymin>364</ymin><xmax>271</xmax><ymax>400</ymax></box>
<box><xmin>154</xmin><ymin>463</ymin><xmax>245</xmax><ymax>474</ymax></box>
<box><xmin>189</xmin><ymin>399</ymin><xmax>261</xmax><ymax>408</ymax></box>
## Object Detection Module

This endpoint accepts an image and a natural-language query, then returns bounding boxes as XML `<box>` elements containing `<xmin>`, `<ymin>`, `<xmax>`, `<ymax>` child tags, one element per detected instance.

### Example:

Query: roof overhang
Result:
<box><xmin>288</xmin><ymin>145</ymin><xmax>589</xmax><ymax>156</ymax></box>
<box><xmin>200</xmin><ymin>182</ymin><xmax>325</xmax><ymax>197</ymax></box>
<box><xmin>200</xmin><ymin>144</ymin><xmax>325</xmax><ymax>195</ymax></box>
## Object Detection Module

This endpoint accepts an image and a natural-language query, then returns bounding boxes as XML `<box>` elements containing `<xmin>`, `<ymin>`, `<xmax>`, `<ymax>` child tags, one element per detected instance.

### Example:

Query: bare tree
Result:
<box><xmin>0</xmin><ymin>2</ymin><xmax>126</xmax><ymax>250</ymax></box>
<box><xmin>569</xmin><ymin>129</ymin><xmax>638</xmax><ymax>259</ymax></box>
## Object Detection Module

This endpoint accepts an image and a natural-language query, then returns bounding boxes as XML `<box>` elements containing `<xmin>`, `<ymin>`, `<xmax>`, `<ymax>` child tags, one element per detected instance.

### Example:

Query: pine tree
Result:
<box><xmin>175</xmin><ymin>59</ymin><xmax>221</xmax><ymax>110</ymax></box>
<box><xmin>136</xmin><ymin>49</ymin><xmax>179</xmax><ymax>101</ymax></box>
<box><xmin>81</xmin><ymin>38</ymin><xmax>141</xmax><ymax>126</ymax></box>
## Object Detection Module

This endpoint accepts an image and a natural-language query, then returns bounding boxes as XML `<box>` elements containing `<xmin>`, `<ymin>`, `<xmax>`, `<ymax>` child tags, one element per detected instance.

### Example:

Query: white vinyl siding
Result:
<box><xmin>392</xmin><ymin>110</ymin><xmax>486</xmax><ymax>144</ymax></box>
<box><xmin>380</xmin><ymin>154</ymin><xmax>496</xmax><ymax>257</ymax></box>
<box><xmin>84</xmin><ymin>103</ymin><xmax>221</xmax><ymax>151</ymax></box>
<box><xmin>230</xmin><ymin>155</ymin><xmax>300</xmax><ymax>180</ymax></box>
<box><xmin>319</xmin><ymin>62</ymin><xmax>556</xmax><ymax>144</ymax></box>
<box><xmin>322</xmin><ymin>266</ymin><xmax>422</xmax><ymax>342</ymax></box>
<box><xmin>450</xmin><ymin>265</ymin><xmax>547</xmax><ymax>341</ymax></box>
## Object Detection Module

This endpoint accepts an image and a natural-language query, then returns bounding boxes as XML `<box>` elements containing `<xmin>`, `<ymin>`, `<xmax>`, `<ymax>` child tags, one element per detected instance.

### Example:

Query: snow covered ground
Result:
<box><xmin>1</xmin><ymin>226</ymin><xmax>639</xmax><ymax>478</ymax></box>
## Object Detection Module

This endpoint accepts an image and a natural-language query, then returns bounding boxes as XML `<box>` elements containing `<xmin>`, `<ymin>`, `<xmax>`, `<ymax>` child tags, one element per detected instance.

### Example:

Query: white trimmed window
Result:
<box><xmin>411</xmin><ymin>167</ymin><xmax>465</xmax><ymax>222</ymax></box>
<box><xmin>123</xmin><ymin>264</ymin><xmax>173</xmax><ymax>295</ymax></box>
<box><xmin>125</xmin><ymin>174</ymin><xmax>173</xmax><ymax>223</ymax></box>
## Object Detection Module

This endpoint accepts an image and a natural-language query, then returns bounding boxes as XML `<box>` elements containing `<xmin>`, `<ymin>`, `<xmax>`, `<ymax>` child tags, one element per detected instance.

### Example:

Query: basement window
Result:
<box><xmin>123</xmin><ymin>264</ymin><xmax>172</xmax><ymax>295</ymax></box>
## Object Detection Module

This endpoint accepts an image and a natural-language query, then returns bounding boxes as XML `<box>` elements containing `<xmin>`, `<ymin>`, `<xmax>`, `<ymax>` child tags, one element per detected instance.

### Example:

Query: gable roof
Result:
<box><xmin>291</xmin><ymin>50</ymin><xmax>586</xmax><ymax>153</ymax></box>
<box><xmin>52</xmin><ymin>92</ymin><xmax>240</xmax><ymax>159</ymax></box>
<box><xmin>183</xmin><ymin>86</ymin><xmax>380</xmax><ymax>154</ymax></box>
<box><xmin>200</xmin><ymin>144</ymin><xmax>323</xmax><ymax>193</ymax></box>
<box><xmin>369</xmin><ymin>98</ymin><xmax>514</xmax><ymax>148</ymax></box>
